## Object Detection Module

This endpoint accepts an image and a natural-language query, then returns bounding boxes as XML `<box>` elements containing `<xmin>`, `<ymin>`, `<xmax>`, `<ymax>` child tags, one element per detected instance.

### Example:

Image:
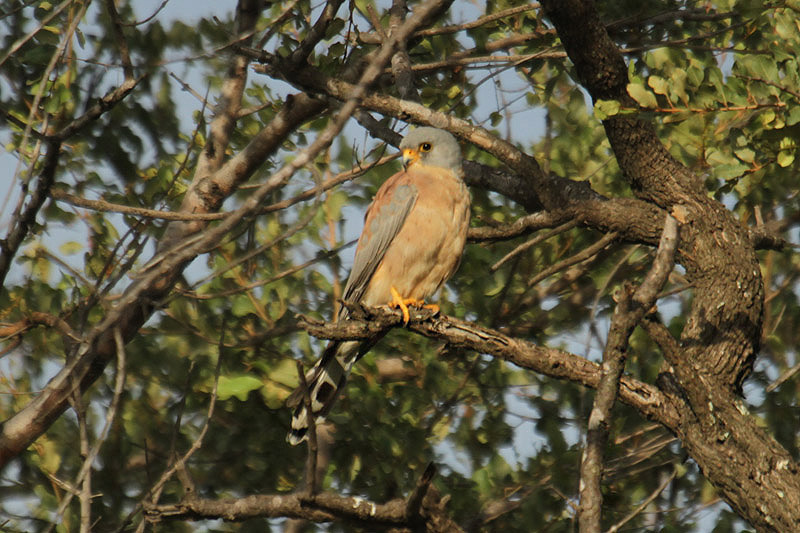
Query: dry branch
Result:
<box><xmin>145</xmin><ymin>473</ymin><xmax>463</xmax><ymax>532</ymax></box>
<box><xmin>578</xmin><ymin>214</ymin><xmax>678</xmax><ymax>533</ymax></box>
<box><xmin>0</xmin><ymin>0</ymin><xmax>456</xmax><ymax>473</ymax></box>
<box><xmin>296</xmin><ymin>305</ymin><xmax>676</xmax><ymax>427</ymax></box>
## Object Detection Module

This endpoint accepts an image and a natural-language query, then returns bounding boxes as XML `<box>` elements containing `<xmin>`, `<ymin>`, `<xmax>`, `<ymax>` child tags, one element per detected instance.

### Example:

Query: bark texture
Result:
<box><xmin>2</xmin><ymin>1</ymin><xmax>797</xmax><ymax>531</ymax></box>
<box><xmin>540</xmin><ymin>1</ymin><xmax>798</xmax><ymax>531</ymax></box>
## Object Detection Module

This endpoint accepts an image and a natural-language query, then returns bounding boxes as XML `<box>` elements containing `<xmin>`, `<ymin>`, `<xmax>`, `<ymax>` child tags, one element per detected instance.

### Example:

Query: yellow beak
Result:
<box><xmin>402</xmin><ymin>148</ymin><xmax>419</xmax><ymax>170</ymax></box>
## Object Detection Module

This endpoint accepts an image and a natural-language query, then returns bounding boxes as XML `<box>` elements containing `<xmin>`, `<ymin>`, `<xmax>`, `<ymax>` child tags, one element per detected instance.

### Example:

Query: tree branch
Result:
<box><xmin>467</xmin><ymin>211</ymin><xmax>569</xmax><ymax>243</ymax></box>
<box><xmin>144</xmin><ymin>491</ymin><xmax>429</xmax><ymax>529</ymax></box>
<box><xmin>540</xmin><ymin>0</ymin><xmax>703</xmax><ymax>206</ymax></box>
<box><xmin>50</xmin><ymin>151</ymin><xmax>394</xmax><ymax>222</ymax></box>
<box><xmin>578</xmin><ymin>214</ymin><xmax>678</xmax><ymax>533</ymax></box>
<box><xmin>0</xmin><ymin>140</ymin><xmax>58</xmax><ymax>285</ymax></box>
<box><xmin>249</xmin><ymin>50</ymin><xmax>671</xmax><ymax>248</ymax></box>
<box><xmin>144</xmin><ymin>468</ymin><xmax>463</xmax><ymax>532</ymax></box>
<box><xmin>297</xmin><ymin>305</ymin><xmax>677</xmax><ymax>428</ymax></box>
<box><xmin>159</xmin><ymin>0</ymin><xmax>263</xmax><ymax>251</ymax></box>
<box><xmin>0</xmin><ymin>0</ymin><xmax>455</xmax><ymax>472</ymax></box>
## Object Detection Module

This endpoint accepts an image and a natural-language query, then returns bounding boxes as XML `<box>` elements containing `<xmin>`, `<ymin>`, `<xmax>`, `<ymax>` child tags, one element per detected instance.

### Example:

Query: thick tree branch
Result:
<box><xmin>539</xmin><ymin>2</ymin><xmax>794</xmax><ymax>531</ymax></box>
<box><xmin>159</xmin><ymin>0</ymin><xmax>263</xmax><ymax>251</ymax></box>
<box><xmin>145</xmin><ymin>464</ymin><xmax>461</xmax><ymax>532</ymax></box>
<box><xmin>540</xmin><ymin>0</ymin><xmax>703</xmax><ymax>206</ymax></box>
<box><xmin>542</xmin><ymin>0</ymin><xmax>763</xmax><ymax>384</ymax></box>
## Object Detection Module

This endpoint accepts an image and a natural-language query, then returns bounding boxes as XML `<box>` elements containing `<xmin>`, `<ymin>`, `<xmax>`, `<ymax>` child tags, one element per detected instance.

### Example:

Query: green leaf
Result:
<box><xmin>217</xmin><ymin>375</ymin><xmax>263</xmax><ymax>401</ymax></box>
<box><xmin>231</xmin><ymin>295</ymin><xmax>255</xmax><ymax>317</ymax></box>
<box><xmin>786</xmin><ymin>106</ymin><xmax>800</xmax><ymax>126</ymax></box>
<box><xmin>777</xmin><ymin>150</ymin><xmax>795</xmax><ymax>168</ymax></box>
<box><xmin>268</xmin><ymin>358</ymin><xmax>300</xmax><ymax>388</ymax></box>
<box><xmin>669</xmin><ymin>69</ymin><xmax>688</xmax><ymax>104</ymax></box>
<box><xmin>734</xmin><ymin>147</ymin><xmax>756</xmax><ymax>163</ymax></box>
<box><xmin>648</xmin><ymin>75</ymin><xmax>669</xmax><ymax>96</ymax></box>
<box><xmin>706</xmin><ymin>67</ymin><xmax>727</xmax><ymax>104</ymax></box>
<box><xmin>593</xmin><ymin>99</ymin><xmax>620</xmax><ymax>120</ymax></box>
<box><xmin>59</xmin><ymin>241</ymin><xmax>82</xmax><ymax>255</ymax></box>
<box><xmin>626</xmin><ymin>83</ymin><xmax>657</xmax><ymax>108</ymax></box>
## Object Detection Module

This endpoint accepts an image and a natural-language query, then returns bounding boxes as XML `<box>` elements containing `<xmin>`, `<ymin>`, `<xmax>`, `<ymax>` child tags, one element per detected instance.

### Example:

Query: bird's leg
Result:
<box><xmin>389</xmin><ymin>286</ymin><xmax>427</xmax><ymax>325</ymax></box>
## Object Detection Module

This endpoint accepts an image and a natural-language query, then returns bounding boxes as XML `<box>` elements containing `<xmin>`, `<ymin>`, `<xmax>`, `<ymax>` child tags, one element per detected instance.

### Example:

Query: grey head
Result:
<box><xmin>399</xmin><ymin>127</ymin><xmax>462</xmax><ymax>174</ymax></box>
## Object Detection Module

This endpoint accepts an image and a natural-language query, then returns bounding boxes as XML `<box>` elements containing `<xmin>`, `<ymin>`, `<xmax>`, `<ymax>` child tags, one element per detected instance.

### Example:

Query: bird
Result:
<box><xmin>287</xmin><ymin>127</ymin><xmax>471</xmax><ymax>445</ymax></box>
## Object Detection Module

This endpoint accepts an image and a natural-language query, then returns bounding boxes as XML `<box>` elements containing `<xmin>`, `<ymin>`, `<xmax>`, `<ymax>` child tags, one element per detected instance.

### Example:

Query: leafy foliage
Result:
<box><xmin>0</xmin><ymin>0</ymin><xmax>798</xmax><ymax>531</ymax></box>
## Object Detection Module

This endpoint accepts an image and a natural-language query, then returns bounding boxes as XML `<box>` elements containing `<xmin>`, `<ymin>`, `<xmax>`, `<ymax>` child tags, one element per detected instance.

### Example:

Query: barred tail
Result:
<box><xmin>286</xmin><ymin>340</ymin><xmax>362</xmax><ymax>445</ymax></box>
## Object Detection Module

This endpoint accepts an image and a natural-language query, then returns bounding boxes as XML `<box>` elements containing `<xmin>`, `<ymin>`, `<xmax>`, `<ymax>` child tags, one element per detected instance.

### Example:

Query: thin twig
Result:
<box><xmin>606</xmin><ymin>467</ymin><xmax>677</xmax><ymax>533</ymax></box>
<box><xmin>169</xmin><ymin>71</ymin><xmax>208</xmax><ymax>107</ymax></box>
<box><xmin>141</xmin><ymin>328</ymin><xmax>224</xmax><ymax>514</ymax></box>
<box><xmin>578</xmin><ymin>215</ymin><xmax>678</xmax><ymax>533</ymax></box>
<box><xmin>46</xmin><ymin>327</ymin><xmax>128</xmax><ymax>533</ymax></box>
<box><xmin>405</xmin><ymin>462</ymin><xmax>436</xmax><ymax>520</ymax></box>
<box><xmin>767</xmin><ymin>361</ymin><xmax>800</xmax><ymax>393</ymax></box>
<box><xmin>256</xmin><ymin>0</ymin><xmax>301</xmax><ymax>48</ymax></box>
<box><xmin>527</xmin><ymin>231</ymin><xmax>619</xmax><ymax>287</ymax></box>
<box><xmin>50</xmin><ymin>152</ymin><xmax>395</xmax><ymax>221</ymax></box>
<box><xmin>104</xmin><ymin>0</ymin><xmax>135</xmax><ymax>79</ymax></box>
<box><xmin>467</xmin><ymin>211</ymin><xmax>568</xmax><ymax>242</ymax></box>
<box><xmin>76</xmin><ymin>385</ymin><xmax>92</xmax><ymax>533</ymax></box>
<box><xmin>583</xmin><ymin>245</ymin><xmax>640</xmax><ymax>357</ymax></box>
<box><xmin>175</xmin><ymin>240</ymin><xmax>358</xmax><ymax>300</ymax></box>
<box><xmin>180</xmin><ymin>166</ymin><xmax>328</xmax><ymax>291</ymax></box>
<box><xmin>357</xmin><ymin>3</ymin><xmax>539</xmax><ymax>43</ymax></box>
<box><xmin>491</xmin><ymin>220</ymin><xmax>578</xmax><ymax>271</ymax></box>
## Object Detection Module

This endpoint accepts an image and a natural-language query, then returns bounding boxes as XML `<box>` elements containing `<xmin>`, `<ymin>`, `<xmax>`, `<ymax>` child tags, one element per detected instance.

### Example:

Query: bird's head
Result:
<box><xmin>400</xmin><ymin>127</ymin><xmax>462</xmax><ymax>173</ymax></box>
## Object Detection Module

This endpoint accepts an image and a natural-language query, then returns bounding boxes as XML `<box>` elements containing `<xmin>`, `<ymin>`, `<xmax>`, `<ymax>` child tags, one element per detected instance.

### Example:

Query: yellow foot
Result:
<box><xmin>389</xmin><ymin>286</ymin><xmax>426</xmax><ymax>325</ymax></box>
<box><xmin>423</xmin><ymin>303</ymin><xmax>440</xmax><ymax>315</ymax></box>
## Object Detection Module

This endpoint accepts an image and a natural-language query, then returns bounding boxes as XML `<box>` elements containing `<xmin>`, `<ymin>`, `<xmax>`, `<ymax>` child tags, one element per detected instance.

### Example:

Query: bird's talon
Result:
<box><xmin>390</xmin><ymin>286</ymin><xmax>412</xmax><ymax>324</ymax></box>
<box><xmin>388</xmin><ymin>287</ymin><xmax>437</xmax><ymax>324</ymax></box>
<box><xmin>423</xmin><ymin>303</ymin><xmax>440</xmax><ymax>315</ymax></box>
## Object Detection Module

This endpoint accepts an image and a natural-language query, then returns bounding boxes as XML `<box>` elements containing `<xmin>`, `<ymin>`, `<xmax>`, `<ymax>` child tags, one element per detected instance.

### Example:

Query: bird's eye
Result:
<box><xmin>419</xmin><ymin>142</ymin><xmax>432</xmax><ymax>152</ymax></box>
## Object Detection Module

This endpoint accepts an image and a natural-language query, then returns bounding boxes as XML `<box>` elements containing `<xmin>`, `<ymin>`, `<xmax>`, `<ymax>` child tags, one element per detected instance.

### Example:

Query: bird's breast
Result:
<box><xmin>362</xmin><ymin>166</ymin><xmax>470</xmax><ymax>307</ymax></box>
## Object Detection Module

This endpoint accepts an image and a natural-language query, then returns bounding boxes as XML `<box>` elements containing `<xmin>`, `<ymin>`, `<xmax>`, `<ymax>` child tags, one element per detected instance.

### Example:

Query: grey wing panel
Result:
<box><xmin>340</xmin><ymin>183</ymin><xmax>417</xmax><ymax>319</ymax></box>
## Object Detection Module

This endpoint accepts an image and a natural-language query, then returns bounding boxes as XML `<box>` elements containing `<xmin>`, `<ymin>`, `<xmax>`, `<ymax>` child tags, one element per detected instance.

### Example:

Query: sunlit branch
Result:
<box><xmin>296</xmin><ymin>305</ymin><xmax>676</xmax><ymax>427</ymax></box>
